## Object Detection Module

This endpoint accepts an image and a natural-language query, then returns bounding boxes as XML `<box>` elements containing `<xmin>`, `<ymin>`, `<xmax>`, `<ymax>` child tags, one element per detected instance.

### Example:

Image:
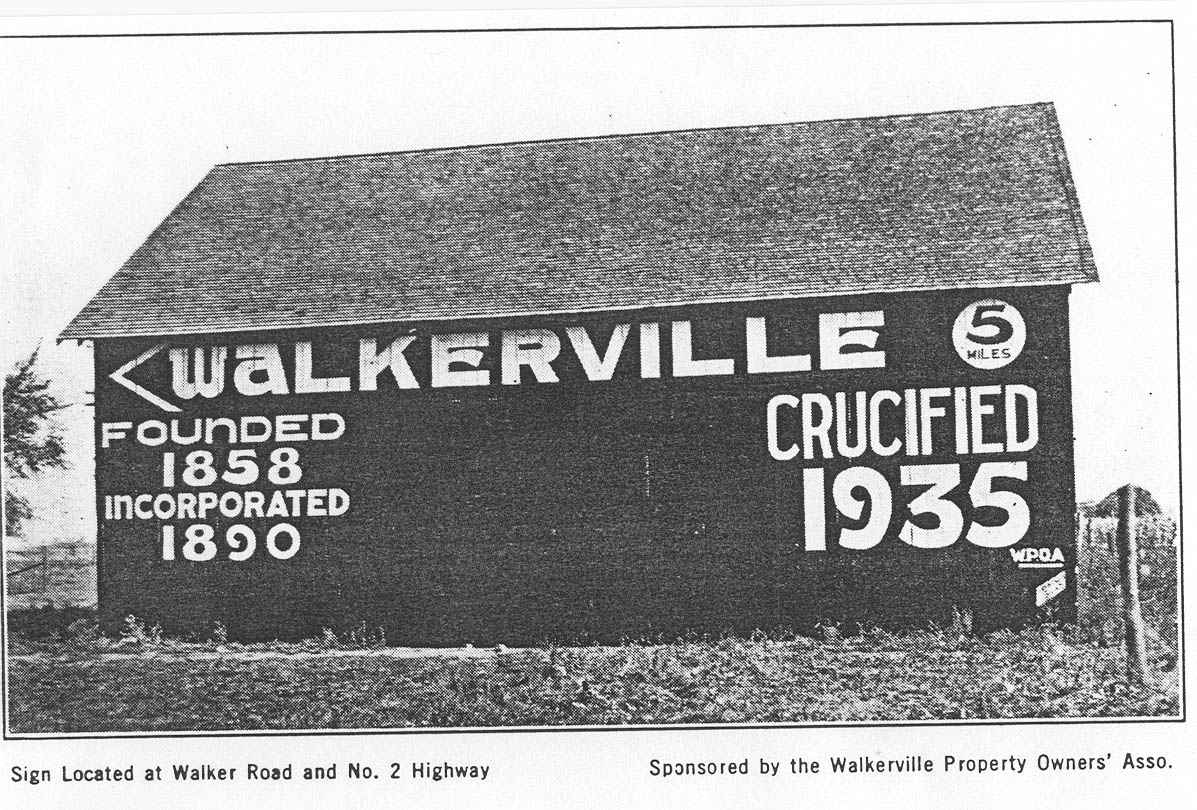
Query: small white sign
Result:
<box><xmin>953</xmin><ymin>299</ymin><xmax>1027</xmax><ymax>369</ymax></box>
<box><xmin>1036</xmin><ymin>570</ymin><xmax>1067</xmax><ymax>606</ymax></box>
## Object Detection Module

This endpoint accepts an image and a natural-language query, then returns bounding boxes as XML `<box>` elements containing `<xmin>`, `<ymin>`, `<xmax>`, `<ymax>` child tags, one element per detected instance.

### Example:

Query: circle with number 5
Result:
<box><xmin>952</xmin><ymin>299</ymin><xmax>1026</xmax><ymax>369</ymax></box>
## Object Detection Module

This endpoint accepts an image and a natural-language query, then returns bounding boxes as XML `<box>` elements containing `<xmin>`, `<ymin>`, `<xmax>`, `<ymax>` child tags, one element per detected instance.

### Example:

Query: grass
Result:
<box><xmin>5</xmin><ymin>622</ymin><xmax>1178</xmax><ymax>733</ymax></box>
<box><xmin>5</xmin><ymin>516</ymin><xmax>1180</xmax><ymax>732</ymax></box>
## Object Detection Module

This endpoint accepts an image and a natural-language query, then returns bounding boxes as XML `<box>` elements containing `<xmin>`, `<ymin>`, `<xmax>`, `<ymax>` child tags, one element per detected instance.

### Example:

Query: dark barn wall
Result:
<box><xmin>93</xmin><ymin>286</ymin><xmax>1075</xmax><ymax>645</ymax></box>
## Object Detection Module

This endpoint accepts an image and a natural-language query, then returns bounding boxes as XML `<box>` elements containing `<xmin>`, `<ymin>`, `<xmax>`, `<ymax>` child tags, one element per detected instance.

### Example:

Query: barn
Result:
<box><xmin>61</xmin><ymin>102</ymin><xmax>1097</xmax><ymax>645</ymax></box>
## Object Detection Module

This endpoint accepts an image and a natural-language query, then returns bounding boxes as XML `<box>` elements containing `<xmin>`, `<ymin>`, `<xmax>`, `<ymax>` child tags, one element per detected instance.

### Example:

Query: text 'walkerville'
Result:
<box><xmin>830</xmin><ymin>755</ymin><xmax>934</xmax><ymax>774</ymax></box>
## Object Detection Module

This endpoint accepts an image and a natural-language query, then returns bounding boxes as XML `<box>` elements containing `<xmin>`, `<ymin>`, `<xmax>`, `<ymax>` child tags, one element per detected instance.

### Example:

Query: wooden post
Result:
<box><xmin>1115</xmin><ymin>485</ymin><xmax>1148</xmax><ymax>686</ymax></box>
<box><xmin>41</xmin><ymin>544</ymin><xmax>50</xmax><ymax>601</ymax></box>
<box><xmin>1075</xmin><ymin>510</ymin><xmax>1087</xmax><ymax>620</ymax></box>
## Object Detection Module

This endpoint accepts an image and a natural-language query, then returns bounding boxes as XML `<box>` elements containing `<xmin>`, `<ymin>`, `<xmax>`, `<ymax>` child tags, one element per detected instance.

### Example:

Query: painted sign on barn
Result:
<box><xmin>90</xmin><ymin>285</ymin><xmax>1076</xmax><ymax>644</ymax></box>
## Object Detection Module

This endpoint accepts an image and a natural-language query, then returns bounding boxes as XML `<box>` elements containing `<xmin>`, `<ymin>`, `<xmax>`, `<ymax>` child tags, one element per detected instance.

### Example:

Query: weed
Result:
<box><xmin>317</xmin><ymin>621</ymin><xmax>387</xmax><ymax>650</ymax></box>
<box><xmin>118</xmin><ymin>614</ymin><xmax>162</xmax><ymax>646</ymax></box>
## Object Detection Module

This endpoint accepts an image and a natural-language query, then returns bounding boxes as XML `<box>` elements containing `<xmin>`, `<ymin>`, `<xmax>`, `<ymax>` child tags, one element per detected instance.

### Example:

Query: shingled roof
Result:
<box><xmin>61</xmin><ymin>102</ymin><xmax>1097</xmax><ymax>340</ymax></box>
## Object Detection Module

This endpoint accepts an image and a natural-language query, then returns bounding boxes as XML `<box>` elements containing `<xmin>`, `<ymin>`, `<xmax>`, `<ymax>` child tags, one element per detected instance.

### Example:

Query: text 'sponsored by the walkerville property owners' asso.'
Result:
<box><xmin>648</xmin><ymin>752</ymin><xmax>1173</xmax><ymax>777</ymax></box>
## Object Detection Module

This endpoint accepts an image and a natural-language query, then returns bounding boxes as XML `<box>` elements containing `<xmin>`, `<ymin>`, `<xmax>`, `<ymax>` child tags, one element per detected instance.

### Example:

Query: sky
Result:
<box><xmin>0</xmin><ymin>18</ymin><xmax>1180</xmax><ymax>543</ymax></box>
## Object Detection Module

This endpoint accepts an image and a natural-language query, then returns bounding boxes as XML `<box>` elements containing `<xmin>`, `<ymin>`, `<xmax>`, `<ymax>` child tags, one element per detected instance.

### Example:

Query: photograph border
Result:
<box><xmin>0</xmin><ymin>14</ymin><xmax>1183</xmax><ymax>741</ymax></box>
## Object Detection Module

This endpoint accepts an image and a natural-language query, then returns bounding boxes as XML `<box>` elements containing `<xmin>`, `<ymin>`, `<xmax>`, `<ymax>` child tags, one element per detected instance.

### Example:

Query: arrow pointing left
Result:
<box><xmin>109</xmin><ymin>343</ymin><xmax>181</xmax><ymax>413</ymax></box>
